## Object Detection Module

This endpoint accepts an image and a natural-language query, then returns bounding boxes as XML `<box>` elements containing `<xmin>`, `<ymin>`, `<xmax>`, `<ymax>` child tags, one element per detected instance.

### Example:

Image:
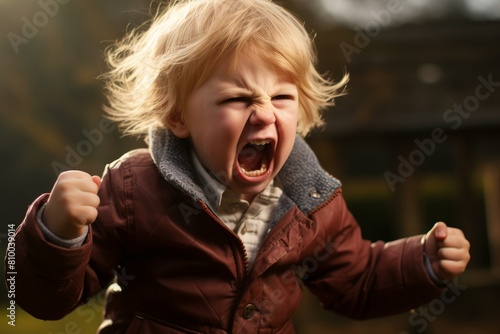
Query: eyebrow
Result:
<box><xmin>215</xmin><ymin>77</ymin><xmax>296</xmax><ymax>91</ymax></box>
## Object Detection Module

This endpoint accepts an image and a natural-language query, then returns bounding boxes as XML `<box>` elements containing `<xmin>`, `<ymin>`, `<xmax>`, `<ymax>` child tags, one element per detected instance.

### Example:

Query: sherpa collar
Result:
<box><xmin>149</xmin><ymin>128</ymin><xmax>341</xmax><ymax>216</ymax></box>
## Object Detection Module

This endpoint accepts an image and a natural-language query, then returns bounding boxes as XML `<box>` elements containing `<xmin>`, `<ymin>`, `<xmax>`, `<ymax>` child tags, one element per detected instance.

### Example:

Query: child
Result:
<box><xmin>7</xmin><ymin>0</ymin><xmax>470</xmax><ymax>333</ymax></box>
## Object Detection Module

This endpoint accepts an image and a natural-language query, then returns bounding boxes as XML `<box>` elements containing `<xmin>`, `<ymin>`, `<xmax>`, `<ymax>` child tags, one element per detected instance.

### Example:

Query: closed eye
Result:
<box><xmin>222</xmin><ymin>97</ymin><xmax>252</xmax><ymax>104</ymax></box>
<box><xmin>272</xmin><ymin>95</ymin><xmax>294</xmax><ymax>101</ymax></box>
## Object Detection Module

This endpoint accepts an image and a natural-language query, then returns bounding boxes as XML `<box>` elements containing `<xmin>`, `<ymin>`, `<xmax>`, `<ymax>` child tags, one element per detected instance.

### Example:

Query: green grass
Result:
<box><xmin>0</xmin><ymin>302</ymin><xmax>103</xmax><ymax>334</ymax></box>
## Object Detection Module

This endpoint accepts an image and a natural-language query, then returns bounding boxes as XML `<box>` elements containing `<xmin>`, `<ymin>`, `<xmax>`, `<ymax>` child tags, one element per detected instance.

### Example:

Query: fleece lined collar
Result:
<box><xmin>149</xmin><ymin>128</ymin><xmax>341</xmax><ymax>217</ymax></box>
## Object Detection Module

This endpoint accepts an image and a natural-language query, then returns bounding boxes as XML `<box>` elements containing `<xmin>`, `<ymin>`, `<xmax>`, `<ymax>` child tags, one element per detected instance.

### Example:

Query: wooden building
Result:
<box><xmin>303</xmin><ymin>17</ymin><xmax>500</xmax><ymax>272</ymax></box>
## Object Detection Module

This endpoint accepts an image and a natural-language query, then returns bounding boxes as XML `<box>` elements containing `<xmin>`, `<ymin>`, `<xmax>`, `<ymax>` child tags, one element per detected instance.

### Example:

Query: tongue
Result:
<box><xmin>238</xmin><ymin>145</ymin><xmax>263</xmax><ymax>171</ymax></box>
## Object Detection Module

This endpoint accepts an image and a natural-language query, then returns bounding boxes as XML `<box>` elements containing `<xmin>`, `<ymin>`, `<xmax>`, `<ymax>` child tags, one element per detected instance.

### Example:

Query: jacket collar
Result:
<box><xmin>149</xmin><ymin>128</ymin><xmax>341</xmax><ymax>216</ymax></box>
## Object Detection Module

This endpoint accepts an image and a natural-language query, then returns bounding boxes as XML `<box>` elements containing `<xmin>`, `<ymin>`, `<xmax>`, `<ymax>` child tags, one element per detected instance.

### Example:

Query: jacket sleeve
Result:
<box><xmin>302</xmin><ymin>192</ymin><xmax>443</xmax><ymax>320</ymax></box>
<box><xmin>4</xmin><ymin>162</ymin><xmax>129</xmax><ymax>320</ymax></box>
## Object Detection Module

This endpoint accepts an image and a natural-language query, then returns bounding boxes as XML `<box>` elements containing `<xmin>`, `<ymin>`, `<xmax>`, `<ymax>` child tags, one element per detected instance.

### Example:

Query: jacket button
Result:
<box><xmin>242</xmin><ymin>303</ymin><xmax>256</xmax><ymax>319</ymax></box>
<box><xmin>309</xmin><ymin>190</ymin><xmax>321</xmax><ymax>198</ymax></box>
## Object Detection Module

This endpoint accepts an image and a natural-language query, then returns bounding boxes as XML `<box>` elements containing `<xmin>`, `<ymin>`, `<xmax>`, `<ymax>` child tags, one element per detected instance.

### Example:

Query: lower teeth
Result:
<box><xmin>241</xmin><ymin>160</ymin><xmax>268</xmax><ymax>177</ymax></box>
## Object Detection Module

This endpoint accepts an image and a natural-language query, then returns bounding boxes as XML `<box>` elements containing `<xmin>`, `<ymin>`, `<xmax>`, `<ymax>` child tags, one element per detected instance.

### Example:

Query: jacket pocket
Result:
<box><xmin>125</xmin><ymin>313</ymin><xmax>204</xmax><ymax>334</ymax></box>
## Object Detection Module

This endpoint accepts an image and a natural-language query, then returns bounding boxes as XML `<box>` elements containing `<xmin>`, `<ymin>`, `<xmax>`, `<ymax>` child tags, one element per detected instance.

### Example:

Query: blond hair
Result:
<box><xmin>102</xmin><ymin>0</ymin><xmax>348</xmax><ymax>138</ymax></box>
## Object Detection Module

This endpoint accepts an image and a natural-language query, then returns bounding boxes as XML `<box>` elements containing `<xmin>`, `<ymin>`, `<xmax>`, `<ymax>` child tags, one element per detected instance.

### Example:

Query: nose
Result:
<box><xmin>249</xmin><ymin>103</ymin><xmax>276</xmax><ymax>127</ymax></box>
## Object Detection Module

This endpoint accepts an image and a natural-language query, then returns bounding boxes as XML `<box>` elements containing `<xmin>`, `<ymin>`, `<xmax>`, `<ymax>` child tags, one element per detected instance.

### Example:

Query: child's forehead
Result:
<box><xmin>212</xmin><ymin>51</ymin><xmax>295</xmax><ymax>82</ymax></box>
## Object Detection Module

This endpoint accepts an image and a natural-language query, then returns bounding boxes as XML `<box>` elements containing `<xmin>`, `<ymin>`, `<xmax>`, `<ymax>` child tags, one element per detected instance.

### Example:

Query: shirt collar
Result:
<box><xmin>190</xmin><ymin>149</ymin><xmax>280</xmax><ymax>211</ymax></box>
<box><xmin>190</xmin><ymin>150</ymin><xmax>227</xmax><ymax>210</ymax></box>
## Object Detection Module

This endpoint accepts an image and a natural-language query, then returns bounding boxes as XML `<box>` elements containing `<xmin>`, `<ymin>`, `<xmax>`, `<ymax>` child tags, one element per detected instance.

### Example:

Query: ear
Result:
<box><xmin>166</xmin><ymin>113</ymin><xmax>190</xmax><ymax>138</ymax></box>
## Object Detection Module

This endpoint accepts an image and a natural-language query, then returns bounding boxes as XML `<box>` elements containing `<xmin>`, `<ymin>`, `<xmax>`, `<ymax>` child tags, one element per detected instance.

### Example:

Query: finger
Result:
<box><xmin>438</xmin><ymin>259</ymin><xmax>468</xmax><ymax>278</ymax></box>
<box><xmin>437</xmin><ymin>247</ymin><xmax>470</xmax><ymax>262</ymax></box>
<box><xmin>59</xmin><ymin>170</ymin><xmax>92</xmax><ymax>180</ymax></box>
<box><xmin>444</xmin><ymin>227</ymin><xmax>466</xmax><ymax>240</ymax></box>
<box><xmin>73</xmin><ymin>177</ymin><xmax>100</xmax><ymax>194</ymax></box>
<box><xmin>81</xmin><ymin>206</ymin><xmax>99</xmax><ymax>225</ymax></box>
<box><xmin>56</xmin><ymin>172</ymin><xmax>98</xmax><ymax>194</ymax></box>
<box><xmin>81</xmin><ymin>192</ymin><xmax>100</xmax><ymax>209</ymax></box>
<box><xmin>433</xmin><ymin>221</ymin><xmax>448</xmax><ymax>240</ymax></box>
<box><xmin>67</xmin><ymin>204</ymin><xmax>99</xmax><ymax>226</ymax></box>
<box><xmin>440</xmin><ymin>233</ymin><xmax>470</xmax><ymax>250</ymax></box>
<box><xmin>83</xmin><ymin>206</ymin><xmax>99</xmax><ymax>225</ymax></box>
<box><xmin>64</xmin><ymin>192</ymin><xmax>100</xmax><ymax>217</ymax></box>
<box><xmin>426</xmin><ymin>222</ymin><xmax>447</xmax><ymax>240</ymax></box>
<box><xmin>91</xmin><ymin>175</ymin><xmax>102</xmax><ymax>188</ymax></box>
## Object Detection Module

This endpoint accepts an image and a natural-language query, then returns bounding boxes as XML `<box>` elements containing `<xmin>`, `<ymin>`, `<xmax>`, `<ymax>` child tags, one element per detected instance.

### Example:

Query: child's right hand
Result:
<box><xmin>42</xmin><ymin>171</ymin><xmax>101</xmax><ymax>239</ymax></box>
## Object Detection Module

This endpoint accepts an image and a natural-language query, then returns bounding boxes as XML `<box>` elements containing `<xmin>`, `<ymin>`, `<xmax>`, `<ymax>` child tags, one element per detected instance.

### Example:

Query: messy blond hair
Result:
<box><xmin>102</xmin><ymin>0</ymin><xmax>348</xmax><ymax>138</ymax></box>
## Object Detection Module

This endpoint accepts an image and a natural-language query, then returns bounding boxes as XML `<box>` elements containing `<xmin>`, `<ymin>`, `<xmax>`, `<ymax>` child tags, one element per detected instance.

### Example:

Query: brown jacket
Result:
<box><xmin>8</xmin><ymin>134</ymin><xmax>442</xmax><ymax>333</ymax></box>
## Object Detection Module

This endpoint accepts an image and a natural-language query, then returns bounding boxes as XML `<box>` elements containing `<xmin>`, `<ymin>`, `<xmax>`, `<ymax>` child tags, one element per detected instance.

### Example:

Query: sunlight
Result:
<box><xmin>294</xmin><ymin>0</ymin><xmax>500</xmax><ymax>27</ymax></box>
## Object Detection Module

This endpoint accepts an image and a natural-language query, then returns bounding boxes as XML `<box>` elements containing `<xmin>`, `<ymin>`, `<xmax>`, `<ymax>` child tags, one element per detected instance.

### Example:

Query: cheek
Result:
<box><xmin>277</xmin><ymin>106</ymin><xmax>299</xmax><ymax>135</ymax></box>
<box><xmin>275</xmin><ymin>106</ymin><xmax>299</xmax><ymax>164</ymax></box>
<box><xmin>193</xmin><ymin>118</ymin><xmax>244</xmax><ymax>171</ymax></box>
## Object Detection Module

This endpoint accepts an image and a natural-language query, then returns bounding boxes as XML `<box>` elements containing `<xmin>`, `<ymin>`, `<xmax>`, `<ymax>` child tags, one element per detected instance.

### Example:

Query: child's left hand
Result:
<box><xmin>424</xmin><ymin>222</ymin><xmax>470</xmax><ymax>281</ymax></box>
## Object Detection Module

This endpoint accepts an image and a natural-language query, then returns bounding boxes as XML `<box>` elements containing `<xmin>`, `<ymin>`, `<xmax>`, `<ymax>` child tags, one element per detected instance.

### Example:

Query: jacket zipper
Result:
<box><xmin>198</xmin><ymin>200</ymin><xmax>251</xmax><ymax>333</ymax></box>
<box><xmin>198</xmin><ymin>201</ymin><xmax>249</xmax><ymax>279</ymax></box>
<box><xmin>197</xmin><ymin>188</ymin><xmax>342</xmax><ymax>331</ymax></box>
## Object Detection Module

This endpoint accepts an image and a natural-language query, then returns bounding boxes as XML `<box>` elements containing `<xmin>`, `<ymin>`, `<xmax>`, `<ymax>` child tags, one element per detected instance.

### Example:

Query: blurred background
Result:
<box><xmin>1</xmin><ymin>0</ymin><xmax>499</xmax><ymax>333</ymax></box>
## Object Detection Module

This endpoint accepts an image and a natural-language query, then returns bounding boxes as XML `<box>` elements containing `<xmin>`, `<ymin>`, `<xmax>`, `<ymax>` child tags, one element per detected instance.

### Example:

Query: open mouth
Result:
<box><xmin>237</xmin><ymin>139</ymin><xmax>273</xmax><ymax>178</ymax></box>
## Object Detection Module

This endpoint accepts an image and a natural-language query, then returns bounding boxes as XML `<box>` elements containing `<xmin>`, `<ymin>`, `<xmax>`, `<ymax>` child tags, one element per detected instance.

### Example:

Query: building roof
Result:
<box><xmin>313</xmin><ymin>19</ymin><xmax>500</xmax><ymax>135</ymax></box>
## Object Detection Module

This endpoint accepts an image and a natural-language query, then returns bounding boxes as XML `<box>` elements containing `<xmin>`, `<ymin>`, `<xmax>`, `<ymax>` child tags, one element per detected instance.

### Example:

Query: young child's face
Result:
<box><xmin>170</xmin><ymin>53</ymin><xmax>299</xmax><ymax>200</ymax></box>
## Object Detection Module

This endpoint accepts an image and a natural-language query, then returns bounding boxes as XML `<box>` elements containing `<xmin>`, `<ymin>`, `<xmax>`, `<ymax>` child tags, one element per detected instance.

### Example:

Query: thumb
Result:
<box><xmin>91</xmin><ymin>175</ymin><xmax>102</xmax><ymax>189</ymax></box>
<box><xmin>424</xmin><ymin>221</ymin><xmax>447</xmax><ymax>255</ymax></box>
<box><xmin>430</xmin><ymin>221</ymin><xmax>448</xmax><ymax>241</ymax></box>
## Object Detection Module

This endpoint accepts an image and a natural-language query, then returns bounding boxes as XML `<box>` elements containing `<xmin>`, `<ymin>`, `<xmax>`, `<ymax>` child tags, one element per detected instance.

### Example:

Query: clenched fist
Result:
<box><xmin>43</xmin><ymin>171</ymin><xmax>101</xmax><ymax>239</ymax></box>
<box><xmin>424</xmin><ymin>222</ymin><xmax>471</xmax><ymax>282</ymax></box>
